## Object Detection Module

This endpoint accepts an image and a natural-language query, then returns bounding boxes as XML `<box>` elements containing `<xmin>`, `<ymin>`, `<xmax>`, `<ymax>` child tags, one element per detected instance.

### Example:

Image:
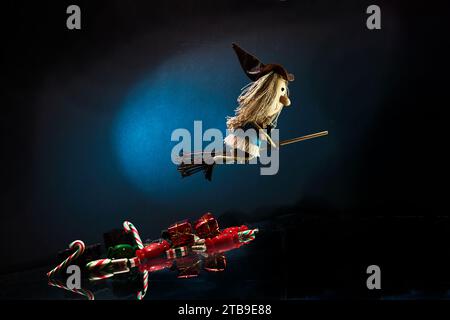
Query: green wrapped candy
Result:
<box><xmin>107</xmin><ymin>244</ymin><xmax>138</xmax><ymax>259</ymax></box>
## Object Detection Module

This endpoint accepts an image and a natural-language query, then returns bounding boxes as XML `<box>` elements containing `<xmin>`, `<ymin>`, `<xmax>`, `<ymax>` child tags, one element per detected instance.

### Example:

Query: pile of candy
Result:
<box><xmin>46</xmin><ymin>213</ymin><xmax>258</xmax><ymax>300</ymax></box>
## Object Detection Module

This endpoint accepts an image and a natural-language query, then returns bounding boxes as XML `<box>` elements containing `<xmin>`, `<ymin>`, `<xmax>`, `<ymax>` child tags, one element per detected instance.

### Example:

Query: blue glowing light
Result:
<box><xmin>114</xmin><ymin>47</ymin><xmax>235</xmax><ymax>195</ymax></box>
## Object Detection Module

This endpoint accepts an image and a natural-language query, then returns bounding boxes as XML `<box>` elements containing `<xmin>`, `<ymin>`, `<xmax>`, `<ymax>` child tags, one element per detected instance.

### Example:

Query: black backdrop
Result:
<box><xmin>2</xmin><ymin>0</ymin><xmax>449</xmax><ymax>298</ymax></box>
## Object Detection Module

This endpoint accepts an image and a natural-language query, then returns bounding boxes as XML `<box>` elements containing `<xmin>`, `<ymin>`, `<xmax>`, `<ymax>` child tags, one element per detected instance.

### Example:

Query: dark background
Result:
<box><xmin>2</xmin><ymin>0</ymin><xmax>449</xmax><ymax>299</ymax></box>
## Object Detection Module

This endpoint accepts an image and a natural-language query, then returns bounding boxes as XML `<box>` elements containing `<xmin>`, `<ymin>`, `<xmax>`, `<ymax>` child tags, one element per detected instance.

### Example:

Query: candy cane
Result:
<box><xmin>88</xmin><ymin>270</ymin><xmax>115</xmax><ymax>281</ymax></box>
<box><xmin>137</xmin><ymin>271</ymin><xmax>148</xmax><ymax>300</ymax></box>
<box><xmin>48</xmin><ymin>279</ymin><xmax>95</xmax><ymax>300</ymax></box>
<box><xmin>123</xmin><ymin>221</ymin><xmax>144</xmax><ymax>249</ymax></box>
<box><xmin>123</xmin><ymin>221</ymin><xmax>148</xmax><ymax>300</ymax></box>
<box><xmin>238</xmin><ymin>229</ymin><xmax>259</xmax><ymax>243</ymax></box>
<box><xmin>87</xmin><ymin>258</ymin><xmax>131</xmax><ymax>281</ymax></box>
<box><xmin>86</xmin><ymin>258</ymin><xmax>112</xmax><ymax>271</ymax></box>
<box><xmin>47</xmin><ymin>240</ymin><xmax>85</xmax><ymax>278</ymax></box>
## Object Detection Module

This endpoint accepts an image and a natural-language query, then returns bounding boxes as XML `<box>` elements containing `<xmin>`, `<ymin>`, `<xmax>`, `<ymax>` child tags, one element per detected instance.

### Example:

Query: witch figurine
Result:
<box><xmin>177</xmin><ymin>43</ymin><xmax>327</xmax><ymax>180</ymax></box>
<box><xmin>221</xmin><ymin>44</ymin><xmax>294</xmax><ymax>161</ymax></box>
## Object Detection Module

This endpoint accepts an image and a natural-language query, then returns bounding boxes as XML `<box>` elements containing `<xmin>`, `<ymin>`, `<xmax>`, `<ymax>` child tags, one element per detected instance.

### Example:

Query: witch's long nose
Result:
<box><xmin>280</xmin><ymin>95</ymin><xmax>291</xmax><ymax>107</ymax></box>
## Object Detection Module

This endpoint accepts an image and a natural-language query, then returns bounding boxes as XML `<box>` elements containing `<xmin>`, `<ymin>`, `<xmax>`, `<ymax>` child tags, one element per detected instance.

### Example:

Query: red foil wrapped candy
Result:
<box><xmin>136</xmin><ymin>239</ymin><xmax>171</xmax><ymax>261</ymax></box>
<box><xmin>194</xmin><ymin>213</ymin><xmax>220</xmax><ymax>239</ymax></box>
<box><xmin>167</xmin><ymin>220</ymin><xmax>195</xmax><ymax>247</ymax></box>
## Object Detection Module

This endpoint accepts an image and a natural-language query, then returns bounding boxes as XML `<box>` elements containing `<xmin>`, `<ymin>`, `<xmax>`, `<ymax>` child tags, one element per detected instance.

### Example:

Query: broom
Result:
<box><xmin>177</xmin><ymin>130</ymin><xmax>328</xmax><ymax>181</ymax></box>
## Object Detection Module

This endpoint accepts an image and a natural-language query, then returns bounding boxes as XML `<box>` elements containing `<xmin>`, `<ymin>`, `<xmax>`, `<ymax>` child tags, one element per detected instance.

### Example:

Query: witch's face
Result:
<box><xmin>267</xmin><ymin>78</ymin><xmax>291</xmax><ymax>117</ymax></box>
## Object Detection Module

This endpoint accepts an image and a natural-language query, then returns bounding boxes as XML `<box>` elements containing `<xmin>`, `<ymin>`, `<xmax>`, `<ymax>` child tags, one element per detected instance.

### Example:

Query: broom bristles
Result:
<box><xmin>177</xmin><ymin>154</ymin><xmax>216</xmax><ymax>181</ymax></box>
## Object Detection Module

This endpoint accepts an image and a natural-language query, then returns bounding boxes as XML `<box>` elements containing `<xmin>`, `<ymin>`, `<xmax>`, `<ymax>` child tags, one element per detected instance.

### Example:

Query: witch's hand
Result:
<box><xmin>254</xmin><ymin>122</ymin><xmax>277</xmax><ymax>148</ymax></box>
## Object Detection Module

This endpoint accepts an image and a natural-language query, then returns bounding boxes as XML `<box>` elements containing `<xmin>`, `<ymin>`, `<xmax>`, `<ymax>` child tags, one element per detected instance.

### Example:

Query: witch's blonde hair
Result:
<box><xmin>226</xmin><ymin>72</ymin><xmax>284</xmax><ymax>130</ymax></box>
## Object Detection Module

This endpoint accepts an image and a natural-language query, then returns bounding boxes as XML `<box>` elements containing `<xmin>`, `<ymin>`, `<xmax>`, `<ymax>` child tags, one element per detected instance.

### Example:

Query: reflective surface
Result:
<box><xmin>2</xmin><ymin>215</ymin><xmax>450</xmax><ymax>300</ymax></box>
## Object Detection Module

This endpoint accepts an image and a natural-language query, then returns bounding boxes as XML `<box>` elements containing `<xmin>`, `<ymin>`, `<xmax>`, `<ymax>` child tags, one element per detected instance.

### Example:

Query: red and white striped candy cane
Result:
<box><xmin>123</xmin><ymin>221</ymin><xmax>148</xmax><ymax>300</ymax></box>
<box><xmin>88</xmin><ymin>270</ymin><xmax>115</xmax><ymax>281</ymax></box>
<box><xmin>137</xmin><ymin>271</ymin><xmax>149</xmax><ymax>300</ymax></box>
<box><xmin>48</xmin><ymin>279</ymin><xmax>95</xmax><ymax>300</ymax></box>
<box><xmin>47</xmin><ymin>240</ymin><xmax>85</xmax><ymax>278</ymax></box>
<box><xmin>85</xmin><ymin>259</ymin><xmax>112</xmax><ymax>281</ymax></box>
<box><xmin>86</xmin><ymin>258</ymin><xmax>112</xmax><ymax>271</ymax></box>
<box><xmin>238</xmin><ymin>229</ymin><xmax>259</xmax><ymax>243</ymax></box>
<box><xmin>123</xmin><ymin>221</ymin><xmax>144</xmax><ymax>249</ymax></box>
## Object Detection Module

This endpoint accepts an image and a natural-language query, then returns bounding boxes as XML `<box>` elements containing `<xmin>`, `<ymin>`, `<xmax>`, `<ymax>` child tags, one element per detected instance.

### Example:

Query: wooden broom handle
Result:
<box><xmin>278</xmin><ymin>131</ymin><xmax>328</xmax><ymax>147</ymax></box>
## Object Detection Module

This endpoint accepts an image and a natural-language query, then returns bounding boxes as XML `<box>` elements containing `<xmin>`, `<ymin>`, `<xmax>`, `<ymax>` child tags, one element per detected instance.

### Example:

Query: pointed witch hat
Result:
<box><xmin>232</xmin><ymin>43</ymin><xmax>294</xmax><ymax>82</ymax></box>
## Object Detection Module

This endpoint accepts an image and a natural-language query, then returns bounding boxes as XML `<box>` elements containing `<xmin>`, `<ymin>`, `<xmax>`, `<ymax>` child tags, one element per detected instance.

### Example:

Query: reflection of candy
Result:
<box><xmin>137</xmin><ymin>271</ymin><xmax>148</xmax><ymax>300</ymax></box>
<box><xmin>89</xmin><ymin>270</ymin><xmax>115</xmax><ymax>281</ymax></box>
<box><xmin>86</xmin><ymin>258</ymin><xmax>130</xmax><ymax>282</ymax></box>
<box><xmin>204</xmin><ymin>253</ymin><xmax>227</xmax><ymax>272</ymax></box>
<box><xmin>47</xmin><ymin>240</ymin><xmax>85</xmax><ymax>278</ymax></box>
<box><xmin>238</xmin><ymin>228</ymin><xmax>259</xmax><ymax>243</ymax></box>
<box><xmin>138</xmin><ymin>258</ymin><xmax>173</xmax><ymax>273</ymax></box>
<box><xmin>176</xmin><ymin>256</ymin><xmax>201</xmax><ymax>278</ymax></box>
<box><xmin>166</xmin><ymin>246</ymin><xmax>188</xmax><ymax>259</ymax></box>
<box><xmin>138</xmin><ymin>273</ymin><xmax>149</xmax><ymax>300</ymax></box>
<box><xmin>48</xmin><ymin>279</ymin><xmax>94</xmax><ymax>300</ymax></box>
<box><xmin>86</xmin><ymin>258</ymin><xmax>115</xmax><ymax>281</ymax></box>
<box><xmin>123</xmin><ymin>221</ymin><xmax>144</xmax><ymax>249</ymax></box>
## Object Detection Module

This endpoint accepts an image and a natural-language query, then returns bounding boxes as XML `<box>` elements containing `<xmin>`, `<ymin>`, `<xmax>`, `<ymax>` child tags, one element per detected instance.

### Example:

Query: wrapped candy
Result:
<box><xmin>205</xmin><ymin>227</ymin><xmax>257</xmax><ymax>253</ymax></box>
<box><xmin>205</xmin><ymin>231</ymin><xmax>241</xmax><ymax>253</ymax></box>
<box><xmin>136</xmin><ymin>240</ymin><xmax>171</xmax><ymax>261</ymax></box>
<box><xmin>221</xmin><ymin>225</ymin><xmax>248</xmax><ymax>235</ymax></box>
<box><xmin>194</xmin><ymin>213</ymin><xmax>220</xmax><ymax>239</ymax></box>
<box><xmin>167</xmin><ymin>220</ymin><xmax>195</xmax><ymax>247</ymax></box>
<box><xmin>103</xmin><ymin>229</ymin><xmax>136</xmax><ymax>249</ymax></box>
<box><xmin>49</xmin><ymin>214</ymin><xmax>259</xmax><ymax>299</ymax></box>
<box><xmin>107</xmin><ymin>244</ymin><xmax>138</xmax><ymax>259</ymax></box>
<box><xmin>166</xmin><ymin>246</ymin><xmax>189</xmax><ymax>259</ymax></box>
